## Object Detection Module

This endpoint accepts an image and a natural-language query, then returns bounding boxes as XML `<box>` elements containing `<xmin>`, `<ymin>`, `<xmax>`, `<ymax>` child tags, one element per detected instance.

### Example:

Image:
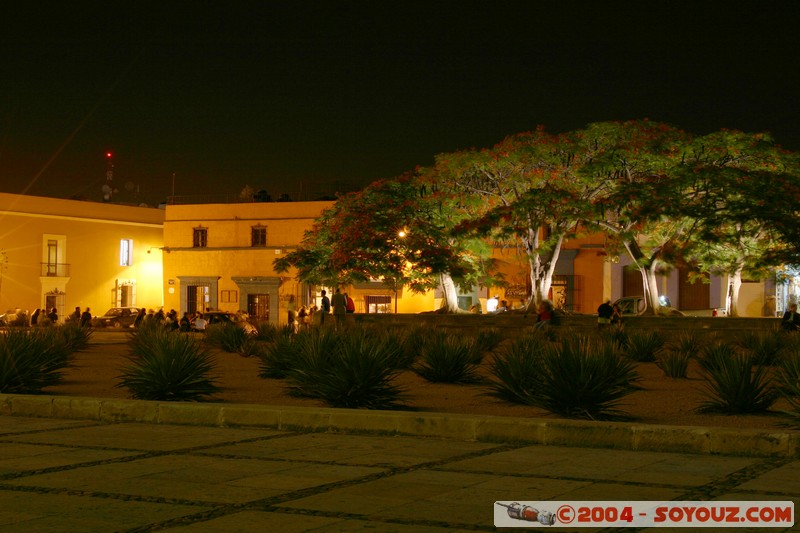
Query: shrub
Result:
<box><xmin>118</xmin><ymin>326</ymin><xmax>220</xmax><ymax>401</ymax></box>
<box><xmin>667</xmin><ymin>329</ymin><xmax>705</xmax><ymax>357</ymax></box>
<box><xmin>252</xmin><ymin>321</ymin><xmax>283</xmax><ymax>342</ymax></box>
<box><xmin>622</xmin><ymin>330</ymin><xmax>664</xmax><ymax>362</ymax></box>
<box><xmin>475</xmin><ymin>328</ymin><xmax>504</xmax><ymax>353</ymax></box>
<box><xmin>775</xmin><ymin>350</ymin><xmax>800</xmax><ymax>426</ymax></box>
<box><xmin>734</xmin><ymin>330</ymin><xmax>785</xmax><ymax>366</ymax></box>
<box><xmin>486</xmin><ymin>335</ymin><xmax>546</xmax><ymax>405</ymax></box>
<box><xmin>285</xmin><ymin>328</ymin><xmax>405</xmax><ymax>409</ymax></box>
<box><xmin>259</xmin><ymin>328</ymin><xmax>302</xmax><ymax>379</ymax></box>
<box><xmin>0</xmin><ymin>328</ymin><xmax>73</xmax><ymax>393</ymax></box>
<box><xmin>598</xmin><ymin>324</ymin><xmax>628</xmax><ymax>350</ymax></box>
<box><xmin>57</xmin><ymin>322</ymin><xmax>93</xmax><ymax>352</ymax></box>
<box><xmin>204</xmin><ymin>322</ymin><xmax>252</xmax><ymax>354</ymax></box>
<box><xmin>399</xmin><ymin>324</ymin><xmax>446</xmax><ymax>364</ymax></box>
<box><xmin>656</xmin><ymin>350</ymin><xmax>691</xmax><ymax>378</ymax></box>
<box><xmin>697</xmin><ymin>343</ymin><xmax>778</xmax><ymax>414</ymax></box>
<box><xmin>414</xmin><ymin>333</ymin><xmax>483</xmax><ymax>384</ymax></box>
<box><xmin>526</xmin><ymin>337</ymin><xmax>641</xmax><ymax>420</ymax></box>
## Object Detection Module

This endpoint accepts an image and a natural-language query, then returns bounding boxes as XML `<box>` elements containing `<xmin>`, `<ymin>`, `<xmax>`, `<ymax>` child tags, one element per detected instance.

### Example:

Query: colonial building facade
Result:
<box><xmin>0</xmin><ymin>192</ymin><xmax>785</xmax><ymax>322</ymax></box>
<box><xmin>0</xmin><ymin>193</ymin><xmax>164</xmax><ymax>319</ymax></box>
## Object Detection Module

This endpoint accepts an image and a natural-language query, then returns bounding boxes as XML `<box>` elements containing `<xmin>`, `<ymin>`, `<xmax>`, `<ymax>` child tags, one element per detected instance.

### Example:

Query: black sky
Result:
<box><xmin>2</xmin><ymin>1</ymin><xmax>799</xmax><ymax>206</ymax></box>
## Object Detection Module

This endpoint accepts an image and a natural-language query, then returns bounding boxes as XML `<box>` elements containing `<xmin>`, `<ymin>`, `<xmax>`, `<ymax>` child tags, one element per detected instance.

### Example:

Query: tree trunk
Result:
<box><xmin>727</xmin><ymin>268</ymin><xmax>743</xmax><ymax>317</ymax></box>
<box><xmin>525</xmin><ymin>231</ymin><xmax>564</xmax><ymax>310</ymax></box>
<box><xmin>645</xmin><ymin>259</ymin><xmax>662</xmax><ymax>314</ymax></box>
<box><xmin>623</xmin><ymin>240</ymin><xmax>661</xmax><ymax>315</ymax></box>
<box><xmin>437</xmin><ymin>272</ymin><xmax>464</xmax><ymax>313</ymax></box>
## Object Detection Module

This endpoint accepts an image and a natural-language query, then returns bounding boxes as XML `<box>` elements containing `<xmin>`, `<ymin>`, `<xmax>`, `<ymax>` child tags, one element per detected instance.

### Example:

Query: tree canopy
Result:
<box><xmin>276</xmin><ymin>120</ymin><xmax>800</xmax><ymax>315</ymax></box>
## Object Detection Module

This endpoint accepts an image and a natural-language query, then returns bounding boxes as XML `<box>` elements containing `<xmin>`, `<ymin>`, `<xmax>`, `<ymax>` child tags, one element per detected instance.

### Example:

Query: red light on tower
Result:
<box><xmin>106</xmin><ymin>152</ymin><xmax>113</xmax><ymax>158</ymax></box>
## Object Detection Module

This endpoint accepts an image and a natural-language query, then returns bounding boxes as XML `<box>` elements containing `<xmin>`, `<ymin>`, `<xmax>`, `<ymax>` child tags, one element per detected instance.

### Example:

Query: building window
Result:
<box><xmin>365</xmin><ymin>295</ymin><xmax>392</xmax><ymax>314</ymax></box>
<box><xmin>221</xmin><ymin>290</ymin><xmax>238</xmax><ymax>303</ymax></box>
<box><xmin>193</xmin><ymin>227</ymin><xmax>207</xmax><ymax>248</ymax></box>
<box><xmin>120</xmin><ymin>239</ymin><xmax>133</xmax><ymax>266</ymax></box>
<box><xmin>46</xmin><ymin>239</ymin><xmax>58</xmax><ymax>276</ymax></box>
<box><xmin>251</xmin><ymin>226</ymin><xmax>267</xmax><ymax>247</ymax></box>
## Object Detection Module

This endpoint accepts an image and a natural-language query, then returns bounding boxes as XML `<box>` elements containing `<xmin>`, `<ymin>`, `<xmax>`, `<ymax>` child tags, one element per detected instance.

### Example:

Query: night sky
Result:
<box><xmin>2</xmin><ymin>1</ymin><xmax>799</xmax><ymax>206</ymax></box>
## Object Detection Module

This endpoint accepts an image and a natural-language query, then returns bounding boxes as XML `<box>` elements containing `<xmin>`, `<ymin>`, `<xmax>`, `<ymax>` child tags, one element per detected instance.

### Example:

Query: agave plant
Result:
<box><xmin>204</xmin><ymin>322</ymin><xmax>253</xmax><ymax>354</ymax></box>
<box><xmin>621</xmin><ymin>330</ymin><xmax>664</xmax><ymax>362</ymax></box>
<box><xmin>486</xmin><ymin>335</ymin><xmax>546</xmax><ymax>405</ymax></box>
<box><xmin>414</xmin><ymin>333</ymin><xmax>483</xmax><ymax>384</ymax></box>
<box><xmin>285</xmin><ymin>328</ymin><xmax>405</xmax><ymax>409</ymax></box>
<box><xmin>0</xmin><ymin>328</ymin><xmax>73</xmax><ymax>393</ymax></box>
<box><xmin>57</xmin><ymin>322</ymin><xmax>93</xmax><ymax>352</ymax></box>
<box><xmin>667</xmin><ymin>329</ymin><xmax>705</xmax><ymax>358</ymax></box>
<box><xmin>117</xmin><ymin>326</ymin><xmax>220</xmax><ymax>401</ymax></box>
<box><xmin>529</xmin><ymin>337</ymin><xmax>641</xmax><ymax>420</ymax></box>
<box><xmin>697</xmin><ymin>342</ymin><xmax>778</xmax><ymax>414</ymax></box>
<box><xmin>656</xmin><ymin>350</ymin><xmax>692</xmax><ymax>379</ymax></box>
<box><xmin>399</xmin><ymin>324</ymin><xmax>447</xmax><ymax>364</ymax></box>
<box><xmin>734</xmin><ymin>330</ymin><xmax>785</xmax><ymax>366</ymax></box>
<box><xmin>475</xmin><ymin>328</ymin><xmax>504</xmax><ymax>354</ymax></box>
<box><xmin>258</xmin><ymin>328</ymin><xmax>302</xmax><ymax>378</ymax></box>
<box><xmin>775</xmin><ymin>350</ymin><xmax>800</xmax><ymax>426</ymax></box>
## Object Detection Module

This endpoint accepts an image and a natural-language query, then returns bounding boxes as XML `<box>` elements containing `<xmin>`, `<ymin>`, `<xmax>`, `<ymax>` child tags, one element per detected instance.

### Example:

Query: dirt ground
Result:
<box><xmin>43</xmin><ymin>338</ymin><xmax>795</xmax><ymax>431</ymax></box>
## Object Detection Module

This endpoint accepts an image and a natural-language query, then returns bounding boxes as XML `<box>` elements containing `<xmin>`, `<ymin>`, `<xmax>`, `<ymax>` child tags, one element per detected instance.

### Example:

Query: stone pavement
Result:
<box><xmin>0</xmin><ymin>414</ymin><xmax>798</xmax><ymax>532</ymax></box>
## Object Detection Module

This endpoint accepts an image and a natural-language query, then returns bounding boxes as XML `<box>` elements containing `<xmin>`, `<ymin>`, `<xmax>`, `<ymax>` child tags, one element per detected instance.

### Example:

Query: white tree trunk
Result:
<box><xmin>623</xmin><ymin>240</ymin><xmax>661</xmax><ymax>315</ymax></box>
<box><xmin>727</xmin><ymin>268</ymin><xmax>743</xmax><ymax>317</ymax></box>
<box><xmin>438</xmin><ymin>272</ymin><xmax>463</xmax><ymax>313</ymax></box>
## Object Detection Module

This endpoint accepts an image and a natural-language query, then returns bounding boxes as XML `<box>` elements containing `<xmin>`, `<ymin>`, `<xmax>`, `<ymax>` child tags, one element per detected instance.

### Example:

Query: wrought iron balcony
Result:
<box><xmin>41</xmin><ymin>262</ymin><xmax>70</xmax><ymax>277</ymax></box>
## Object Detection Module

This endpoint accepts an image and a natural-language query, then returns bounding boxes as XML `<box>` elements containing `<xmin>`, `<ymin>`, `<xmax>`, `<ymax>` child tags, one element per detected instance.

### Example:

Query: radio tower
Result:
<box><xmin>102</xmin><ymin>151</ymin><xmax>114</xmax><ymax>202</ymax></box>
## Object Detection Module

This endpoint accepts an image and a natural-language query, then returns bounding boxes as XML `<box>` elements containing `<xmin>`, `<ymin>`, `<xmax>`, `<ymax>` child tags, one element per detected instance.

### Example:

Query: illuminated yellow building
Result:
<box><xmin>0</xmin><ymin>193</ymin><xmax>164</xmax><ymax>320</ymax></box>
<box><xmin>0</xmin><ymin>192</ymin><xmax>779</xmax><ymax>323</ymax></box>
<box><xmin>161</xmin><ymin>201</ymin><xmax>334</xmax><ymax>323</ymax></box>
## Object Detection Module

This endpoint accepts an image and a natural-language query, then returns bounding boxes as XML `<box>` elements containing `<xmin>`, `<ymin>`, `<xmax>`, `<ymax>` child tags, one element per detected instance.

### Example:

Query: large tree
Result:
<box><xmin>274</xmin><ymin>173</ymin><xmax>492</xmax><ymax>312</ymax></box>
<box><xmin>673</xmin><ymin>130</ymin><xmax>800</xmax><ymax>315</ymax></box>
<box><xmin>575</xmin><ymin>120</ymin><xmax>693</xmax><ymax>315</ymax></box>
<box><xmin>428</xmin><ymin>128</ymin><xmax>594</xmax><ymax>310</ymax></box>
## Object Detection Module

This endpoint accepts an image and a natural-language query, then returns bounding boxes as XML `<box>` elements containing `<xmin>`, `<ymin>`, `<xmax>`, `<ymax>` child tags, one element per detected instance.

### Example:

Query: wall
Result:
<box><xmin>0</xmin><ymin>193</ymin><xmax>164</xmax><ymax>319</ymax></box>
<box><xmin>161</xmin><ymin>200</ymin><xmax>333</xmax><ymax>323</ymax></box>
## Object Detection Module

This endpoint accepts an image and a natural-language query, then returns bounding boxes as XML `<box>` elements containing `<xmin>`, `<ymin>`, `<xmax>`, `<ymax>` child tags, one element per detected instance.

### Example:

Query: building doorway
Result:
<box><xmin>247</xmin><ymin>293</ymin><xmax>269</xmax><ymax>320</ymax></box>
<box><xmin>186</xmin><ymin>285</ymin><xmax>209</xmax><ymax>314</ymax></box>
<box><xmin>45</xmin><ymin>291</ymin><xmax>65</xmax><ymax>322</ymax></box>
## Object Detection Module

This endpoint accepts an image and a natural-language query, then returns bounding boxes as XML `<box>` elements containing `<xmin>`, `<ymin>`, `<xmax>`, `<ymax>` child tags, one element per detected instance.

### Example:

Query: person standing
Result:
<box><xmin>345</xmin><ymin>293</ymin><xmax>355</xmax><ymax>314</ymax></box>
<box><xmin>332</xmin><ymin>288</ymin><xmax>347</xmax><ymax>330</ymax></box>
<box><xmin>319</xmin><ymin>290</ymin><xmax>331</xmax><ymax>326</ymax></box>
<box><xmin>69</xmin><ymin>306</ymin><xmax>81</xmax><ymax>323</ymax></box>
<box><xmin>79</xmin><ymin>307</ymin><xmax>92</xmax><ymax>328</ymax></box>
<box><xmin>287</xmin><ymin>295</ymin><xmax>297</xmax><ymax>333</ymax></box>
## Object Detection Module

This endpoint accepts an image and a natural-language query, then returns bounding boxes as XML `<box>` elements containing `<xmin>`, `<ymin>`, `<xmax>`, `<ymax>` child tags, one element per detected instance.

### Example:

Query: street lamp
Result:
<box><xmin>394</xmin><ymin>228</ymin><xmax>407</xmax><ymax>313</ymax></box>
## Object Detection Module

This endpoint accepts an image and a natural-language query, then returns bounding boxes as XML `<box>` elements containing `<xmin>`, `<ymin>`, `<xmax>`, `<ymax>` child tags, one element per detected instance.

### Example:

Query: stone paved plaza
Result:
<box><xmin>0</xmin><ymin>414</ymin><xmax>798</xmax><ymax>532</ymax></box>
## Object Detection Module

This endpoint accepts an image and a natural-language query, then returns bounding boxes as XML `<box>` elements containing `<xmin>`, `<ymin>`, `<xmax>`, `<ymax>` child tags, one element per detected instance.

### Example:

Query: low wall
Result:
<box><xmin>350</xmin><ymin>313</ymin><xmax>782</xmax><ymax>338</ymax></box>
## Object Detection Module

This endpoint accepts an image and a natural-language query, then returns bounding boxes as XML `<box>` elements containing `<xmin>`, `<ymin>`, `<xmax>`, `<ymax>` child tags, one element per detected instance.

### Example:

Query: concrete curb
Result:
<box><xmin>2</xmin><ymin>393</ymin><xmax>798</xmax><ymax>458</ymax></box>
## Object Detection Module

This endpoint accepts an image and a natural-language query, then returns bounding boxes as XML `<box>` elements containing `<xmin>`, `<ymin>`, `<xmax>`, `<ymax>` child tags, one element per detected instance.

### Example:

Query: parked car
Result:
<box><xmin>92</xmin><ymin>307</ymin><xmax>141</xmax><ymax>328</ymax></box>
<box><xmin>192</xmin><ymin>311</ymin><xmax>257</xmax><ymax>334</ymax></box>
<box><xmin>0</xmin><ymin>309</ymin><xmax>28</xmax><ymax>327</ymax></box>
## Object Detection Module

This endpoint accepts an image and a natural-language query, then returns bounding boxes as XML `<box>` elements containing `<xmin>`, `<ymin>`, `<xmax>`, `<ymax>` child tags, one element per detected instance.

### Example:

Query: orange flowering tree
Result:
<box><xmin>427</xmin><ymin>128</ymin><xmax>595</xmax><ymax>310</ymax></box>
<box><xmin>576</xmin><ymin>120</ymin><xmax>693</xmax><ymax>315</ymax></box>
<box><xmin>273</xmin><ymin>173</ymin><xmax>494</xmax><ymax>312</ymax></box>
